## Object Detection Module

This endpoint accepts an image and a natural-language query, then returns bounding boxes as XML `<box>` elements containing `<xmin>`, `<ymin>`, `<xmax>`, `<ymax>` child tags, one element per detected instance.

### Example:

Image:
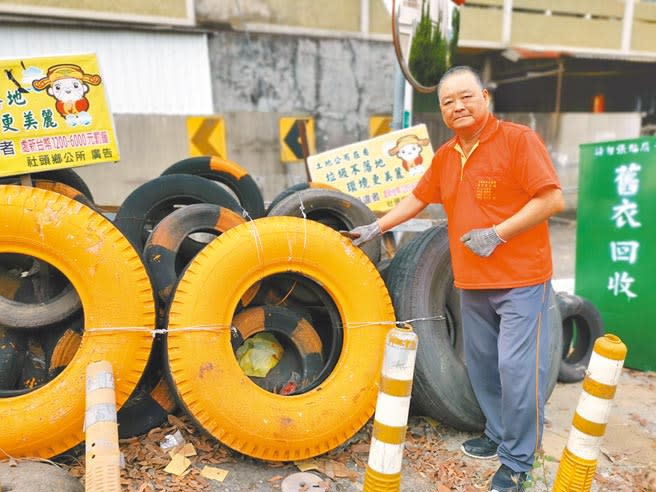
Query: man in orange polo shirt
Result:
<box><xmin>349</xmin><ymin>66</ymin><xmax>564</xmax><ymax>492</ymax></box>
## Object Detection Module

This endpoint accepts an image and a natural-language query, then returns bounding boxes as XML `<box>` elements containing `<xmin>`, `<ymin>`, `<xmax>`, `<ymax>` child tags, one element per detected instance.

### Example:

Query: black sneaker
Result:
<box><xmin>460</xmin><ymin>434</ymin><xmax>498</xmax><ymax>459</ymax></box>
<box><xmin>489</xmin><ymin>464</ymin><xmax>528</xmax><ymax>492</ymax></box>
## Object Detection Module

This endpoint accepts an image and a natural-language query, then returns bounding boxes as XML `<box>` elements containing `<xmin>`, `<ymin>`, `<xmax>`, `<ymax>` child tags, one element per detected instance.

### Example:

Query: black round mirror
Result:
<box><xmin>392</xmin><ymin>0</ymin><xmax>462</xmax><ymax>93</ymax></box>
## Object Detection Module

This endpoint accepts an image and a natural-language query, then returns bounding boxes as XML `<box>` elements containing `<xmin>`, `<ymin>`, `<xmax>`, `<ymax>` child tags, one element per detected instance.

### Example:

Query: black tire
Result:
<box><xmin>385</xmin><ymin>225</ymin><xmax>482</xmax><ymax>430</ymax></box>
<box><xmin>556</xmin><ymin>291</ymin><xmax>604</xmax><ymax>383</ymax></box>
<box><xmin>376</xmin><ymin>257</ymin><xmax>392</xmax><ymax>281</ymax></box>
<box><xmin>117</xmin><ymin>388</ymin><xmax>173</xmax><ymax>439</ymax></box>
<box><xmin>143</xmin><ymin>204</ymin><xmax>245</xmax><ymax>303</ymax></box>
<box><xmin>0</xmin><ymin>283</ymin><xmax>80</xmax><ymax>329</ymax></box>
<box><xmin>384</xmin><ymin>226</ymin><xmax>562</xmax><ymax>431</ymax></box>
<box><xmin>0</xmin><ymin>248</ymin><xmax>81</xmax><ymax>330</ymax></box>
<box><xmin>0</xmin><ymin>169</ymin><xmax>94</xmax><ymax>202</ymax></box>
<box><xmin>245</xmin><ymin>278</ymin><xmax>316</xmax><ymax>324</ymax></box>
<box><xmin>18</xmin><ymin>338</ymin><xmax>48</xmax><ymax>390</ymax></box>
<box><xmin>0</xmin><ymin>328</ymin><xmax>27</xmax><ymax>389</ymax></box>
<box><xmin>117</xmin><ymin>337</ymin><xmax>176</xmax><ymax>439</ymax></box>
<box><xmin>161</xmin><ymin>156</ymin><xmax>265</xmax><ymax>219</ymax></box>
<box><xmin>114</xmin><ymin>174</ymin><xmax>243</xmax><ymax>252</ymax></box>
<box><xmin>267</xmin><ymin>188</ymin><xmax>381</xmax><ymax>264</ymax></box>
<box><xmin>266</xmin><ymin>182</ymin><xmax>338</xmax><ymax>215</ymax></box>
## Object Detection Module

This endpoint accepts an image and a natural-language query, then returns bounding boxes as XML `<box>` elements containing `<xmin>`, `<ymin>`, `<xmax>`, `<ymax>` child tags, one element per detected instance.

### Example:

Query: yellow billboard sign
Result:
<box><xmin>307</xmin><ymin>124</ymin><xmax>433</xmax><ymax>212</ymax></box>
<box><xmin>0</xmin><ymin>52</ymin><xmax>119</xmax><ymax>178</ymax></box>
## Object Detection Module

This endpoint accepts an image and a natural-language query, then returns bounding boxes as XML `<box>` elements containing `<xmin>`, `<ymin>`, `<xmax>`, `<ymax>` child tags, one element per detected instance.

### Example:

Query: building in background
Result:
<box><xmin>1</xmin><ymin>0</ymin><xmax>655</xmax><ymax>206</ymax></box>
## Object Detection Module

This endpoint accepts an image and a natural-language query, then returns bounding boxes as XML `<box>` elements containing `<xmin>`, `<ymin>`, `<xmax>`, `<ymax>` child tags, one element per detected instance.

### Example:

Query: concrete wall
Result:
<box><xmin>209</xmin><ymin>31</ymin><xmax>397</xmax><ymax>152</ymax></box>
<box><xmin>72</xmin><ymin>112</ymin><xmax>306</xmax><ymax>206</ymax></box>
<box><xmin>74</xmin><ymin>32</ymin><xmax>398</xmax><ymax>207</ymax></box>
<box><xmin>74</xmin><ymin>114</ymin><xmax>189</xmax><ymax>207</ymax></box>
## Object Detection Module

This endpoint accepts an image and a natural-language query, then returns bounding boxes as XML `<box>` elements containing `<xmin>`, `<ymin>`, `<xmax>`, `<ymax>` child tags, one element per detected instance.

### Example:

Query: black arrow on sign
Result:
<box><xmin>284</xmin><ymin>120</ymin><xmax>305</xmax><ymax>160</ymax></box>
<box><xmin>4</xmin><ymin>69</ymin><xmax>28</xmax><ymax>94</ymax></box>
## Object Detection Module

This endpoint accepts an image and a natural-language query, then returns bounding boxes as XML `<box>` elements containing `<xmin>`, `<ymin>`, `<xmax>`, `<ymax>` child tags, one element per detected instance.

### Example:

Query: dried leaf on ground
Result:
<box><xmin>348</xmin><ymin>443</ymin><xmax>370</xmax><ymax>454</ymax></box>
<box><xmin>200</xmin><ymin>465</ymin><xmax>229</xmax><ymax>482</ymax></box>
<box><xmin>164</xmin><ymin>454</ymin><xmax>191</xmax><ymax>476</ymax></box>
<box><xmin>168</xmin><ymin>414</ymin><xmax>195</xmax><ymax>434</ymax></box>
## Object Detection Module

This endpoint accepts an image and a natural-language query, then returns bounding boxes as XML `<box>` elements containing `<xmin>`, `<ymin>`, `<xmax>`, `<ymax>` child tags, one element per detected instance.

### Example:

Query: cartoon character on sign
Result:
<box><xmin>388</xmin><ymin>134</ymin><xmax>430</xmax><ymax>175</ymax></box>
<box><xmin>32</xmin><ymin>64</ymin><xmax>102</xmax><ymax>127</ymax></box>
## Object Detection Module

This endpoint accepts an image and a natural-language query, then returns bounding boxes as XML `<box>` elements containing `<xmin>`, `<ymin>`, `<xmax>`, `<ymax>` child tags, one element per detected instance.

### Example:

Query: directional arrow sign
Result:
<box><xmin>284</xmin><ymin>121</ymin><xmax>303</xmax><ymax>159</ymax></box>
<box><xmin>369</xmin><ymin>115</ymin><xmax>393</xmax><ymax>138</ymax></box>
<box><xmin>187</xmin><ymin>116</ymin><xmax>227</xmax><ymax>158</ymax></box>
<box><xmin>279</xmin><ymin>117</ymin><xmax>315</xmax><ymax>163</ymax></box>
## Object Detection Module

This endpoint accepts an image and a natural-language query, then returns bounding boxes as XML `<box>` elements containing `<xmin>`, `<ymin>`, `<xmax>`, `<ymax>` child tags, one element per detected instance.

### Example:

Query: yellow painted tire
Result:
<box><xmin>166</xmin><ymin>216</ymin><xmax>395</xmax><ymax>461</ymax></box>
<box><xmin>0</xmin><ymin>185</ymin><xmax>154</xmax><ymax>458</ymax></box>
<box><xmin>0</xmin><ymin>180</ymin><xmax>98</xmax><ymax>329</ymax></box>
<box><xmin>0</xmin><ymin>180</ymin><xmax>90</xmax><ymax>329</ymax></box>
<box><xmin>32</xmin><ymin>179</ymin><xmax>98</xmax><ymax>211</ymax></box>
<box><xmin>0</xmin><ymin>168</ymin><xmax>94</xmax><ymax>202</ymax></box>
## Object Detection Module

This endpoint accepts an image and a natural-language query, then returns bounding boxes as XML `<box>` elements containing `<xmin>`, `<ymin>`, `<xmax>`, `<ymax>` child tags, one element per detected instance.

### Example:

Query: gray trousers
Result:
<box><xmin>461</xmin><ymin>282</ymin><xmax>551</xmax><ymax>473</ymax></box>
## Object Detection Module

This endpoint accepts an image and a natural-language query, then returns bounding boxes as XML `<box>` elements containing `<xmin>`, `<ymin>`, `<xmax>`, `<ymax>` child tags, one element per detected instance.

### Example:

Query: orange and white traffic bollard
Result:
<box><xmin>363</xmin><ymin>322</ymin><xmax>418</xmax><ymax>492</ymax></box>
<box><xmin>553</xmin><ymin>334</ymin><xmax>627</xmax><ymax>492</ymax></box>
<box><xmin>85</xmin><ymin>361</ymin><xmax>121</xmax><ymax>492</ymax></box>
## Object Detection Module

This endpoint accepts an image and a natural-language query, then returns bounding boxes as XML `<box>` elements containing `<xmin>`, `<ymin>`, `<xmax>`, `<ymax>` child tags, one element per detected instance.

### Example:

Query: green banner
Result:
<box><xmin>576</xmin><ymin>137</ymin><xmax>656</xmax><ymax>370</ymax></box>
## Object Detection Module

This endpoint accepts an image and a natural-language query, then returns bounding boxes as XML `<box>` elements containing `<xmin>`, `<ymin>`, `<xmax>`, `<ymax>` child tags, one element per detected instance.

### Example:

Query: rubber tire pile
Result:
<box><xmin>0</xmin><ymin>157</ymin><xmax>587</xmax><ymax>462</ymax></box>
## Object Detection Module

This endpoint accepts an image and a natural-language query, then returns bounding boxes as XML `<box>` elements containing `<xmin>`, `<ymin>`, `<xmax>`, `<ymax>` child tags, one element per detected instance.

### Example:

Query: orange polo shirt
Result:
<box><xmin>413</xmin><ymin>115</ymin><xmax>561</xmax><ymax>289</ymax></box>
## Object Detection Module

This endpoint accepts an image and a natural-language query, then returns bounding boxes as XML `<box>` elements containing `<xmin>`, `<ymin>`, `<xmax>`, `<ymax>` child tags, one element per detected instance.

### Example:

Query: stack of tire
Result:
<box><xmin>135</xmin><ymin>163</ymin><xmax>395</xmax><ymax>461</ymax></box>
<box><xmin>382</xmin><ymin>225</ymin><xmax>564</xmax><ymax>430</ymax></box>
<box><xmin>0</xmin><ymin>159</ymin><xmax>399</xmax><ymax>461</ymax></box>
<box><xmin>0</xmin><ymin>169</ymin><xmax>154</xmax><ymax>459</ymax></box>
<box><xmin>112</xmin><ymin>156</ymin><xmax>260</xmax><ymax>438</ymax></box>
<box><xmin>0</xmin><ymin>158</ymin><xmax>577</xmax><ymax>463</ymax></box>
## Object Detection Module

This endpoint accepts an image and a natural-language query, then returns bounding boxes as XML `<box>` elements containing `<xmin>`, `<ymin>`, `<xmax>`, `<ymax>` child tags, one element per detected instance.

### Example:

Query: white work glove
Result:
<box><xmin>460</xmin><ymin>226</ymin><xmax>505</xmax><ymax>257</ymax></box>
<box><xmin>347</xmin><ymin>222</ymin><xmax>381</xmax><ymax>247</ymax></box>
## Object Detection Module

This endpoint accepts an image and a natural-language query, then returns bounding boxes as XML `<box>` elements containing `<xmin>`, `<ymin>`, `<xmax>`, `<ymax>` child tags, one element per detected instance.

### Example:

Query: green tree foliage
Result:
<box><xmin>448</xmin><ymin>7</ymin><xmax>460</xmax><ymax>67</ymax></box>
<box><xmin>408</xmin><ymin>0</ymin><xmax>436</xmax><ymax>86</ymax></box>
<box><xmin>408</xmin><ymin>0</ymin><xmax>460</xmax><ymax>87</ymax></box>
<box><xmin>431</xmin><ymin>8</ymin><xmax>447</xmax><ymax>83</ymax></box>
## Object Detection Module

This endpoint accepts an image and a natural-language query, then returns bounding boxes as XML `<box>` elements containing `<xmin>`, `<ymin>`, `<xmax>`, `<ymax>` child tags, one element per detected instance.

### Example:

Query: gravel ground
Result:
<box><xmin>57</xmin><ymin>365</ymin><xmax>656</xmax><ymax>492</ymax></box>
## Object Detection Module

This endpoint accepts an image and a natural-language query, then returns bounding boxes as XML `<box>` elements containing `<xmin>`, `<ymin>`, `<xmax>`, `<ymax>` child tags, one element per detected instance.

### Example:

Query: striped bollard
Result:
<box><xmin>363</xmin><ymin>322</ymin><xmax>418</xmax><ymax>492</ymax></box>
<box><xmin>85</xmin><ymin>361</ymin><xmax>121</xmax><ymax>492</ymax></box>
<box><xmin>553</xmin><ymin>334</ymin><xmax>627</xmax><ymax>492</ymax></box>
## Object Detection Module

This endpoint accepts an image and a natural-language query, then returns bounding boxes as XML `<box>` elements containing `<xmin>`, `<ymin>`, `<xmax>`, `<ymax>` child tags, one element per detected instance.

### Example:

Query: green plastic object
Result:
<box><xmin>576</xmin><ymin>137</ymin><xmax>656</xmax><ymax>370</ymax></box>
